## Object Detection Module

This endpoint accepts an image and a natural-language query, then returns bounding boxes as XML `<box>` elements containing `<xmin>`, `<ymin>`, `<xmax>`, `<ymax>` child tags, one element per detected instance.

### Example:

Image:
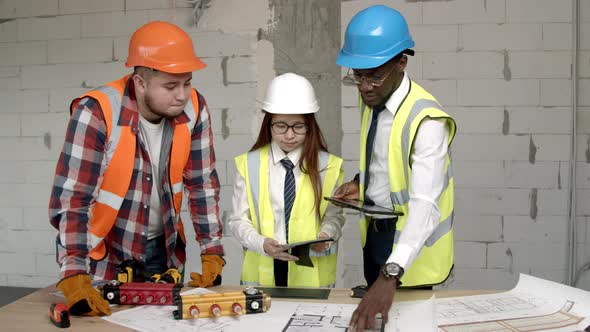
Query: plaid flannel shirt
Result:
<box><xmin>49</xmin><ymin>77</ymin><xmax>224</xmax><ymax>280</ymax></box>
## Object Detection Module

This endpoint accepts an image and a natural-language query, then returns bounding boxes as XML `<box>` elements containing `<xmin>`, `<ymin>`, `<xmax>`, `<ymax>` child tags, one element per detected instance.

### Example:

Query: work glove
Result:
<box><xmin>188</xmin><ymin>255</ymin><xmax>225</xmax><ymax>287</ymax></box>
<box><xmin>57</xmin><ymin>274</ymin><xmax>111</xmax><ymax>316</ymax></box>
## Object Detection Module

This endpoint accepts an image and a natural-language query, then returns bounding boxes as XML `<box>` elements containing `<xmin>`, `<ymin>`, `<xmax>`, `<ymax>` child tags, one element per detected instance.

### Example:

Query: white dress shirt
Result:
<box><xmin>229</xmin><ymin>140</ymin><xmax>345</xmax><ymax>255</ymax></box>
<box><xmin>364</xmin><ymin>73</ymin><xmax>451</xmax><ymax>270</ymax></box>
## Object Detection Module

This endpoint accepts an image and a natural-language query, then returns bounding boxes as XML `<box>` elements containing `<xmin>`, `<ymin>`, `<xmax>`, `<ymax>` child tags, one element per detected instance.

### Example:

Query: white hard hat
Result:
<box><xmin>261</xmin><ymin>73</ymin><xmax>319</xmax><ymax>114</ymax></box>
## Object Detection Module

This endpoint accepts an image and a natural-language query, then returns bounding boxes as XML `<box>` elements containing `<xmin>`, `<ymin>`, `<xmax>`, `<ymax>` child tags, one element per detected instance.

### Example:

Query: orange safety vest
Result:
<box><xmin>70</xmin><ymin>75</ymin><xmax>200</xmax><ymax>260</ymax></box>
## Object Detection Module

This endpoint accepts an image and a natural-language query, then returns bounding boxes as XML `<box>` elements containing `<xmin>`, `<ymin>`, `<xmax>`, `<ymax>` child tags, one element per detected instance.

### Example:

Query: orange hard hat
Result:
<box><xmin>126</xmin><ymin>21</ymin><xmax>206</xmax><ymax>73</ymax></box>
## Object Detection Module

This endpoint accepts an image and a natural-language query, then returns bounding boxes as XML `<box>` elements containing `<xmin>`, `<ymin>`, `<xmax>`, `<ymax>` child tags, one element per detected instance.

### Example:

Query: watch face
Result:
<box><xmin>385</xmin><ymin>263</ymin><xmax>400</xmax><ymax>276</ymax></box>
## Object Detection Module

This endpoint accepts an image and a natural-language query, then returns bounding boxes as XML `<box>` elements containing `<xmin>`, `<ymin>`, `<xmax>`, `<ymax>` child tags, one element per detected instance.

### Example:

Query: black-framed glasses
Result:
<box><xmin>342</xmin><ymin>67</ymin><xmax>395</xmax><ymax>87</ymax></box>
<box><xmin>271</xmin><ymin>122</ymin><xmax>308</xmax><ymax>135</ymax></box>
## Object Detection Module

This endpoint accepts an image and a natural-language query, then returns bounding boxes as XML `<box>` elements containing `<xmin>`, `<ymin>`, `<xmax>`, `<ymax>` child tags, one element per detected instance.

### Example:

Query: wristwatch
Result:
<box><xmin>381</xmin><ymin>262</ymin><xmax>404</xmax><ymax>286</ymax></box>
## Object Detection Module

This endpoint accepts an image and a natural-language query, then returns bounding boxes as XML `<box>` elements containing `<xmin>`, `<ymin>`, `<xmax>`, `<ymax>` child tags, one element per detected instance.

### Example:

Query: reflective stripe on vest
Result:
<box><xmin>235</xmin><ymin>145</ymin><xmax>342</xmax><ymax>287</ymax></box>
<box><xmin>357</xmin><ymin>81</ymin><xmax>456</xmax><ymax>287</ymax></box>
<box><xmin>70</xmin><ymin>75</ymin><xmax>199</xmax><ymax>260</ymax></box>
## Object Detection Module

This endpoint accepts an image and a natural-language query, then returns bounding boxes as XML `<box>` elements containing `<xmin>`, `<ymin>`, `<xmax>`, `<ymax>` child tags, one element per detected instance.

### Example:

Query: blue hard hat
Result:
<box><xmin>337</xmin><ymin>5</ymin><xmax>415</xmax><ymax>69</ymax></box>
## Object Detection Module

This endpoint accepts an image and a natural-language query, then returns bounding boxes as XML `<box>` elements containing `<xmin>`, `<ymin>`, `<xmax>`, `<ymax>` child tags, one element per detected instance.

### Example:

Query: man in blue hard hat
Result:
<box><xmin>333</xmin><ymin>5</ymin><xmax>457</xmax><ymax>330</ymax></box>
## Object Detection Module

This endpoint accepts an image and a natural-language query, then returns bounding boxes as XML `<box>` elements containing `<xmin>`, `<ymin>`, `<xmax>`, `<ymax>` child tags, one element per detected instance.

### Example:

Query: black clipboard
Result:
<box><xmin>324</xmin><ymin>197</ymin><xmax>403</xmax><ymax>216</ymax></box>
<box><xmin>284</xmin><ymin>238</ymin><xmax>334</xmax><ymax>268</ymax></box>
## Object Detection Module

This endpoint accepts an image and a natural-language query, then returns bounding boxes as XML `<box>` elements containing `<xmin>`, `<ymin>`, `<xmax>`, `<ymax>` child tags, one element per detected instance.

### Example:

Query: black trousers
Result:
<box><xmin>274</xmin><ymin>259</ymin><xmax>288</xmax><ymax>286</ymax></box>
<box><xmin>363</xmin><ymin>221</ymin><xmax>396</xmax><ymax>287</ymax></box>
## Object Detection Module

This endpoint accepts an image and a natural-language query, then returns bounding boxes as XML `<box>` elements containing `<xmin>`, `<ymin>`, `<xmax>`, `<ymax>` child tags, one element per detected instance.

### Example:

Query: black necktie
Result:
<box><xmin>280</xmin><ymin>158</ymin><xmax>296</xmax><ymax>242</ymax></box>
<box><xmin>364</xmin><ymin>105</ymin><xmax>386</xmax><ymax>196</ymax></box>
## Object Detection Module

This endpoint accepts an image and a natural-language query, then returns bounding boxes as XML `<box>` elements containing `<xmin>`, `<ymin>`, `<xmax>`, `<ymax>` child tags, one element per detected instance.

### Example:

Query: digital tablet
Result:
<box><xmin>324</xmin><ymin>197</ymin><xmax>403</xmax><ymax>216</ymax></box>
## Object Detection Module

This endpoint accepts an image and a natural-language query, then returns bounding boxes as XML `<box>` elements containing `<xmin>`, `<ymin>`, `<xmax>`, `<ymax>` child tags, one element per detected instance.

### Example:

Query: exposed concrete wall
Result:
<box><xmin>266</xmin><ymin>0</ymin><xmax>342</xmax><ymax>154</ymax></box>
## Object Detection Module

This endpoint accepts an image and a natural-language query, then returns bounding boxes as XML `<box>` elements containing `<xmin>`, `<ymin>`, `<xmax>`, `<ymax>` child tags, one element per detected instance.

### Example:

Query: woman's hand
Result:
<box><xmin>263</xmin><ymin>238</ymin><xmax>299</xmax><ymax>261</ymax></box>
<box><xmin>311</xmin><ymin>232</ymin><xmax>332</xmax><ymax>252</ymax></box>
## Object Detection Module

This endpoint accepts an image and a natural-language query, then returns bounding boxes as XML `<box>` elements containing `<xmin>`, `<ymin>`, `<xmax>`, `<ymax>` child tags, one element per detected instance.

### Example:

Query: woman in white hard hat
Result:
<box><xmin>229</xmin><ymin>73</ymin><xmax>345</xmax><ymax>288</ymax></box>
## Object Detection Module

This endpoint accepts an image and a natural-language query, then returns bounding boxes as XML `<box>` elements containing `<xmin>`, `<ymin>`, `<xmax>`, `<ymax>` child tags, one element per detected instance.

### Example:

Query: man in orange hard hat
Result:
<box><xmin>49</xmin><ymin>21</ymin><xmax>225</xmax><ymax>316</ymax></box>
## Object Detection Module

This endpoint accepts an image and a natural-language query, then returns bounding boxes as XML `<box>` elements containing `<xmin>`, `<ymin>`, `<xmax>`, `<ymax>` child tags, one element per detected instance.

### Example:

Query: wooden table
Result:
<box><xmin>0</xmin><ymin>284</ymin><xmax>490</xmax><ymax>331</ymax></box>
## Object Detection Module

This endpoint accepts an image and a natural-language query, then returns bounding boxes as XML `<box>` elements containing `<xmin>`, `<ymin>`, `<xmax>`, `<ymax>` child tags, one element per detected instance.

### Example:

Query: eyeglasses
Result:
<box><xmin>342</xmin><ymin>67</ymin><xmax>395</xmax><ymax>87</ymax></box>
<box><xmin>271</xmin><ymin>122</ymin><xmax>308</xmax><ymax>135</ymax></box>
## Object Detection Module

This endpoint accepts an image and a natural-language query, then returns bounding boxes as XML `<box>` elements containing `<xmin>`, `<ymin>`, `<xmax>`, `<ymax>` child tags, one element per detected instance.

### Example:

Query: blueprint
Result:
<box><xmin>436</xmin><ymin>274</ymin><xmax>590</xmax><ymax>332</ymax></box>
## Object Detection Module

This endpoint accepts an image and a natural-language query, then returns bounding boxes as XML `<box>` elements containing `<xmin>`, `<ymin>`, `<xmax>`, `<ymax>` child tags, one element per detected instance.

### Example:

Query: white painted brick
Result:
<box><xmin>423</xmin><ymin>52</ymin><xmax>503</xmax><ymax>79</ymax></box>
<box><xmin>21</xmin><ymin>63</ymin><xmax>128</xmax><ymax>89</ymax></box>
<box><xmin>226</xmin><ymin>56</ymin><xmax>256</xmax><ymax>83</ymax></box>
<box><xmin>460</xmin><ymin>24</ymin><xmax>542</xmax><ymax>51</ymax></box>
<box><xmin>0</xmin><ymin>276</ymin><xmax>6</xmax><ymax>286</ymax></box>
<box><xmin>445</xmin><ymin>268</ymin><xmax>517</xmax><ymax>290</ymax></box>
<box><xmin>342</xmin><ymin>107</ymin><xmax>361</xmax><ymax>134</ymax></box>
<box><xmin>0</xmin><ymin>253</ymin><xmax>35</xmax><ymax>275</ymax></box>
<box><xmin>49</xmin><ymin>87</ymin><xmax>88</xmax><ymax>113</ymax></box>
<box><xmin>5</xmin><ymin>275</ymin><xmax>55</xmax><ymax>288</ymax></box>
<box><xmin>341</xmin><ymin>160</ymin><xmax>358</xmax><ymax>182</ymax></box>
<box><xmin>0</xmin><ymin>77</ymin><xmax>20</xmax><ymax>89</ymax></box>
<box><xmin>126</xmin><ymin>0</ymin><xmax>177</xmax><ymax>10</ymax></box>
<box><xmin>0</xmin><ymin>19</ymin><xmax>17</xmax><ymax>42</ymax></box>
<box><xmin>212</xmin><ymin>134</ymin><xmax>255</xmax><ymax>162</ymax></box>
<box><xmin>147</xmin><ymin>8</ymin><xmax>198</xmax><ymax>33</ymax></box>
<box><xmin>455</xmin><ymin>188</ymin><xmax>531</xmax><ymax>215</ymax></box>
<box><xmin>508</xmin><ymin>107</ymin><xmax>571</xmax><ymax>134</ymax></box>
<box><xmin>81</xmin><ymin>11</ymin><xmax>149</xmax><ymax>38</ymax></box>
<box><xmin>112</xmin><ymin>35</ymin><xmax>130</xmax><ymax>62</ymax></box>
<box><xmin>0</xmin><ymin>207</ymin><xmax>23</xmax><ymax>229</ymax></box>
<box><xmin>17</xmin><ymin>15</ymin><xmax>81</xmax><ymax>41</ymax></box>
<box><xmin>0</xmin><ymin>66</ymin><xmax>19</xmax><ymax>78</ymax></box>
<box><xmin>577</xmin><ymin>162</ymin><xmax>590</xmax><ymax>189</ymax></box>
<box><xmin>530</xmin><ymin>268</ymin><xmax>567</xmax><ymax>284</ymax></box>
<box><xmin>48</xmin><ymin>38</ymin><xmax>113</xmax><ymax>64</ymax></box>
<box><xmin>579</xmin><ymin>79</ymin><xmax>590</xmax><ymax>106</ymax></box>
<box><xmin>543</xmin><ymin>24</ymin><xmax>572</xmax><ymax>50</ymax></box>
<box><xmin>454</xmin><ymin>215</ymin><xmax>502</xmax><ymax>242</ymax></box>
<box><xmin>197</xmin><ymin>83</ymin><xmax>256</xmax><ymax>109</ymax></box>
<box><xmin>58</xmin><ymin>0</ymin><xmax>124</xmax><ymax>15</ymax></box>
<box><xmin>582</xmin><ymin>23</ymin><xmax>590</xmax><ymax>50</ymax></box>
<box><xmin>190</xmin><ymin>31</ymin><xmax>257</xmax><ymax>58</ymax></box>
<box><xmin>447</xmin><ymin>107</ymin><xmax>503</xmax><ymax>134</ymax></box>
<box><xmin>341</xmin><ymin>213</ymin><xmax>361</xmax><ymax>241</ymax></box>
<box><xmin>24</xmin><ymin>207</ymin><xmax>54</xmax><ymax>231</ymax></box>
<box><xmin>580</xmin><ymin>52</ymin><xmax>590</xmax><ymax>79</ymax></box>
<box><xmin>579</xmin><ymin>108</ymin><xmax>590</xmax><ymax>134</ymax></box>
<box><xmin>192</xmin><ymin>57</ymin><xmax>223</xmax><ymax>86</ymax></box>
<box><xmin>509</xmin><ymin>52</ymin><xmax>571</xmax><ymax>79</ymax></box>
<box><xmin>452</xmin><ymin>134</ymin><xmax>529</xmax><ymax>161</ymax></box>
<box><xmin>488</xmin><ymin>242</ymin><xmax>568</xmax><ymax>270</ymax></box>
<box><xmin>36</xmin><ymin>253</ymin><xmax>58</xmax><ymax>277</ymax></box>
<box><xmin>454</xmin><ymin>241</ymin><xmax>486</xmax><ymax>268</ymax></box>
<box><xmin>414</xmin><ymin>79</ymin><xmax>457</xmax><ymax>106</ymax></box>
<box><xmin>0</xmin><ymin>0</ymin><xmax>58</xmax><ymax>19</ymax></box>
<box><xmin>532</xmin><ymin>134</ymin><xmax>571</xmax><ymax>161</ymax></box>
<box><xmin>209</xmin><ymin>108</ymin><xmax>259</xmax><ymax>137</ymax></box>
<box><xmin>0</xmin><ymin>113</ymin><xmax>19</xmax><ymax>137</ymax></box>
<box><xmin>583</xmin><ymin>0</ymin><xmax>590</xmax><ymax>23</ymax></box>
<box><xmin>0</xmin><ymin>42</ymin><xmax>47</xmax><ymax>65</ymax></box>
<box><xmin>0</xmin><ymin>183</ymin><xmax>52</xmax><ymax>208</ymax></box>
<box><xmin>576</xmin><ymin>189</ymin><xmax>590</xmax><ymax>216</ymax></box>
<box><xmin>342</xmin><ymin>0</ymin><xmax>422</xmax><ymax>26</ymax></box>
<box><xmin>503</xmin><ymin>216</ymin><xmax>567</xmax><ymax>243</ymax></box>
<box><xmin>454</xmin><ymin>161</ymin><xmax>562</xmax><ymax>189</ymax></box>
<box><xmin>0</xmin><ymin>137</ymin><xmax>59</xmax><ymax>161</ymax></box>
<box><xmin>577</xmin><ymin>134</ymin><xmax>590</xmax><ymax>161</ymax></box>
<box><xmin>341</xmin><ymin>134</ymin><xmax>360</xmax><ymax>160</ymax></box>
<box><xmin>412</xmin><ymin>25</ymin><xmax>458</xmax><ymax>52</ymax></box>
<box><xmin>0</xmin><ymin>162</ymin><xmax>24</xmax><ymax>183</ymax></box>
<box><xmin>341</xmin><ymin>85</ymin><xmax>358</xmax><ymax>108</ymax></box>
<box><xmin>11</xmin><ymin>161</ymin><xmax>56</xmax><ymax>184</ymax></box>
<box><xmin>423</xmin><ymin>0</ymin><xmax>504</xmax><ymax>24</ymax></box>
<box><xmin>506</xmin><ymin>0</ymin><xmax>572</xmax><ymax>23</ymax></box>
<box><xmin>0</xmin><ymin>89</ymin><xmax>49</xmax><ymax>113</ymax></box>
<box><xmin>457</xmin><ymin>79</ymin><xmax>539</xmax><ymax>106</ymax></box>
<box><xmin>200</xmin><ymin>0</ymin><xmax>283</xmax><ymax>33</ymax></box>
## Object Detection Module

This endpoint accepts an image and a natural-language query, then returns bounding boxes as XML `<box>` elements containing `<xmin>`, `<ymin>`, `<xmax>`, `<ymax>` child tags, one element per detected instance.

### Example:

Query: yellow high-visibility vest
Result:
<box><xmin>358</xmin><ymin>81</ymin><xmax>456</xmax><ymax>287</ymax></box>
<box><xmin>235</xmin><ymin>145</ymin><xmax>343</xmax><ymax>287</ymax></box>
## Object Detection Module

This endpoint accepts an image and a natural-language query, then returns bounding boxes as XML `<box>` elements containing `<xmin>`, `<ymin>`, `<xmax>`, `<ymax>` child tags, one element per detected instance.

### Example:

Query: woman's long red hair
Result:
<box><xmin>251</xmin><ymin>112</ymin><xmax>329</xmax><ymax>219</ymax></box>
